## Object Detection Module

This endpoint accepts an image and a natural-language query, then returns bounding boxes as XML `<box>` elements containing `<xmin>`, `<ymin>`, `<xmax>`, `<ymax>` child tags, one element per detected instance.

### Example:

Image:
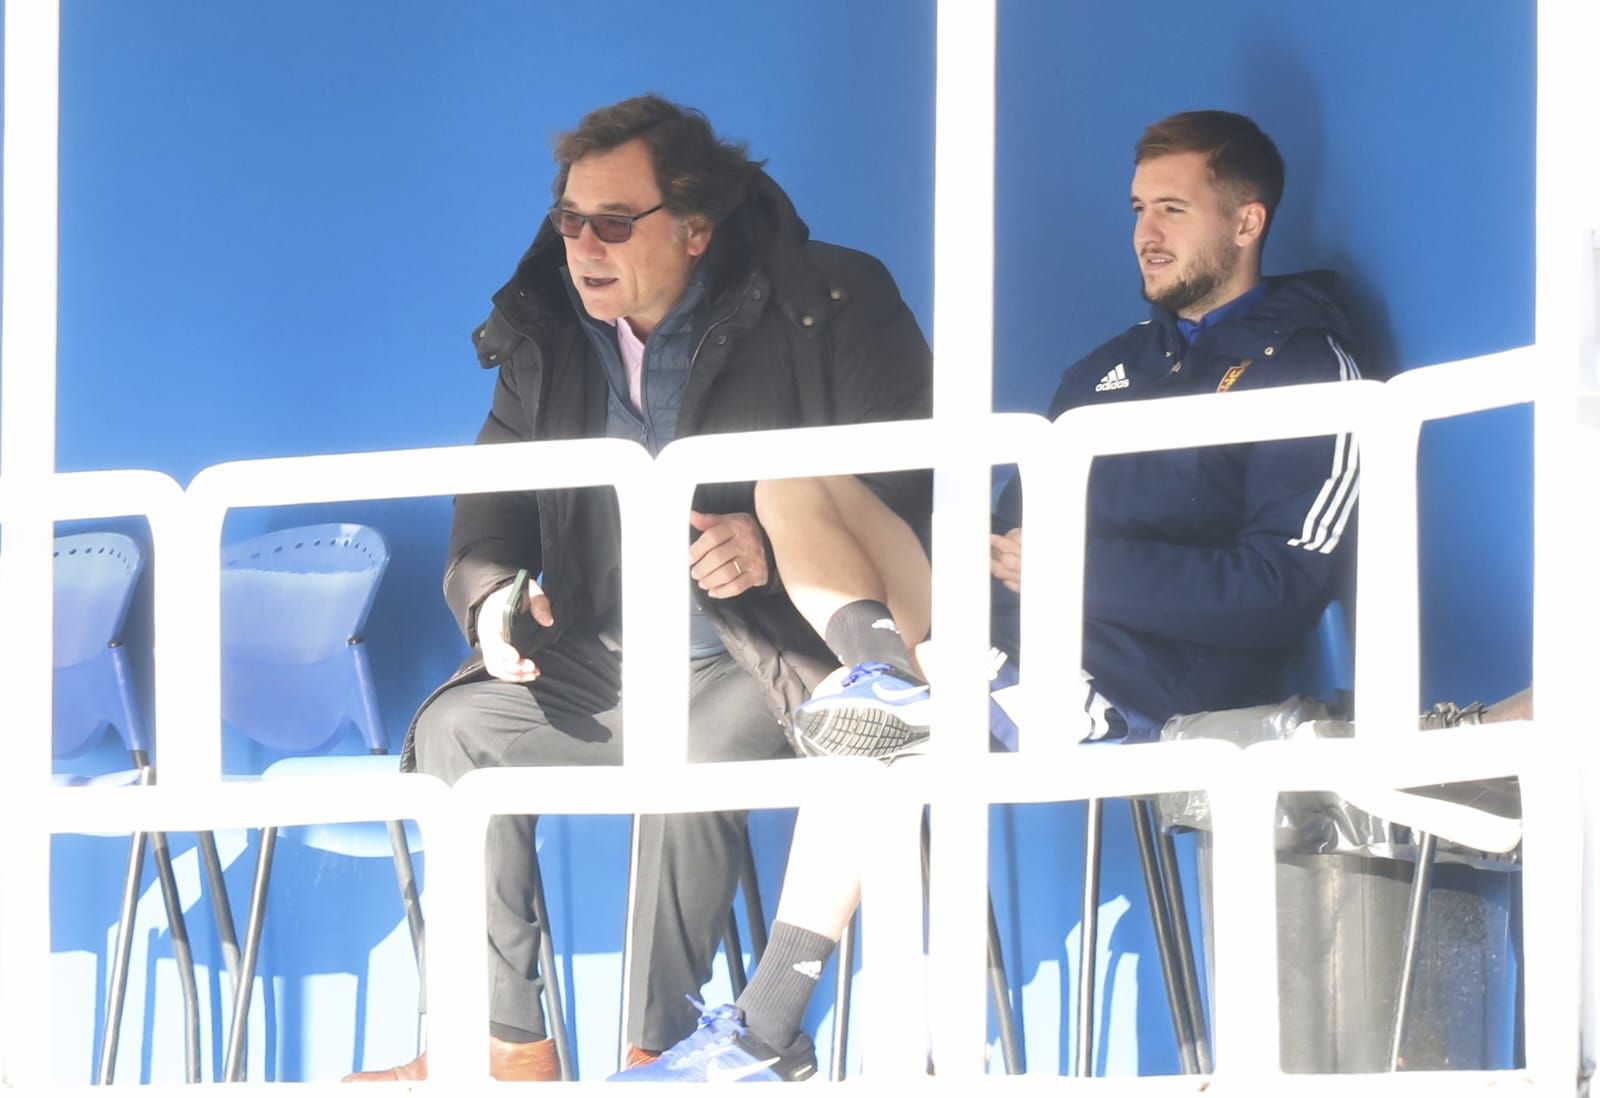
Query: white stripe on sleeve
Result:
<box><xmin>1287</xmin><ymin>336</ymin><xmax>1361</xmax><ymax>554</ymax></box>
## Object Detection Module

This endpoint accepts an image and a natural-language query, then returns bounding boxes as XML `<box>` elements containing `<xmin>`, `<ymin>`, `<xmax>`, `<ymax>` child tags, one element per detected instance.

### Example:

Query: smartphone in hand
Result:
<box><xmin>500</xmin><ymin>568</ymin><xmax>543</xmax><ymax>657</ymax></box>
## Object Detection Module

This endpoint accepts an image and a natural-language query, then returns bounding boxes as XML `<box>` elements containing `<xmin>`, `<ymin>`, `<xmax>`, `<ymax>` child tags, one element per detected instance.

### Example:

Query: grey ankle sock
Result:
<box><xmin>734</xmin><ymin>921</ymin><xmax>837</xmax><ymax>1049</ymax></box>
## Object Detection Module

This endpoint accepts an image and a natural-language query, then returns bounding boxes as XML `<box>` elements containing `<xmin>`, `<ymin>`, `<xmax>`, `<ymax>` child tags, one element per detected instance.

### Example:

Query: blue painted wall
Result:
<box><xmin>19</xmin><ymin>0</ymin><xmax>1533</xmax><ymax>1083</ymax></box>
<box><xmin>42</xmin><ymin>0</ymin><xmax>934</xmax><ymax>1082</ymax></box>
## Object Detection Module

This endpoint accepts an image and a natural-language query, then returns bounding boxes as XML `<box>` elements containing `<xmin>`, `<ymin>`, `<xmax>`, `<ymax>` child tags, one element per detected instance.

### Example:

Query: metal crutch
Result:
<box><xmin>719</xmin><ymin>833</ymin><xmax>768</xmax><ymax>998</ymax></box>
<box><xmin>529</xmin><ymin>842</ymin><xmax>574</xmax><ymax>1080</ymax></box>
<box><xmin>1128</xmin><ymin>798</ymin><xmax>1210</xmax><ymax>1073</ymax></box>
<box><xmin>1388</xmin><ymin>829</ymin><xmax>1437</xmax><ymax>1070</ymax></box>
<box><xmin>918</xmin><ymin>811</ymin><xmax>1024</xmax><ymax>1074</ymax></box>
<box><xmin>1153</xmin><ymin>818</ymin><xmax>1211</xmax><ymax>1072</ymax></box>
<box><xmin>829</xmin><ymin>912</ymin><xmax>858</xmax><ymax>1080</ymax></box>
<box><xmin>1075</xmin><ymin>797</ymin><xmax>1103</xmax><ymax>1077</ymax></box>
<box><xmin>829</xmin><ymin>812</ymin><xmax>1025</xmax><ymax>1078</ymax></box>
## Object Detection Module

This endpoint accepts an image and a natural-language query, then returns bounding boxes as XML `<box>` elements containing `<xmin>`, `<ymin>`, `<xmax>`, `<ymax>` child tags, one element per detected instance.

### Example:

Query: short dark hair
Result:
<box><xmin>551</xmin><ymin>94</ymin><xmax>760</xmax><ymax>224</ymax></box>
<box><xmin>1135</xmin><ymin>110</ymin><xmax>1285</xmax><ymax>228</ymax></box>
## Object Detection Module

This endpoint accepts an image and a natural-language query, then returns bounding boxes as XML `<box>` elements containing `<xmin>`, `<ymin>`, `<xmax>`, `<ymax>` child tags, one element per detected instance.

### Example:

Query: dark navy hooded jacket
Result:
<box><xmin>995</xmin><ymin>271</ymin><xmax>1360</xmax><ymax>735</ymax></box>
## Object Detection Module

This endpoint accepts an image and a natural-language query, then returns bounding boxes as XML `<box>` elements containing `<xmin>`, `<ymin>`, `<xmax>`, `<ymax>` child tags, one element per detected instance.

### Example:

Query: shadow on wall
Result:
<box><xmin>256</xmin><ymin>844</ymin><xmax>428</xmax><ymax>1081</ymax></box>
<box><xmin>990</xmin><ymin>801</ymin><xmax>1195</xmax><ymax>1077</ymax></box>
<box><xmin>1240</xmin><ymin>35</ymin><xmax>1397</xmax><ymax>380</ymax></box>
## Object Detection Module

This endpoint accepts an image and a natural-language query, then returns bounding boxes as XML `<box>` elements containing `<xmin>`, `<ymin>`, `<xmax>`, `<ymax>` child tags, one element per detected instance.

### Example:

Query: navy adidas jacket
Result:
<box><xmin>995</xmin><ymin>271</ymin><xmax>1360</xmax><ymax>734</ymax></box>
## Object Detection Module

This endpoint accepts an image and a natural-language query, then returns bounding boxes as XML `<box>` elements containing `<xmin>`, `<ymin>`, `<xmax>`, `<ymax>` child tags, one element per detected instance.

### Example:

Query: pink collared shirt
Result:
<box><xmin>615</xmin><ymin>318</ymin><xmax>646</xmax><ymax>414</ymax></box>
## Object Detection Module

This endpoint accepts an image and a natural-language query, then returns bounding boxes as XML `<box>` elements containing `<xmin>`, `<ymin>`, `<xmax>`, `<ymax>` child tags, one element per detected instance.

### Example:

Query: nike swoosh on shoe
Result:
<box><xmin>872</xmin><ymin>682</ymin><xmax>931</xmax><ymax>702</ymax></box>
<box><xmin>704</xmin><ymin>1054</ymin><xmax>780</xmax><ymax>1083</ymax></box>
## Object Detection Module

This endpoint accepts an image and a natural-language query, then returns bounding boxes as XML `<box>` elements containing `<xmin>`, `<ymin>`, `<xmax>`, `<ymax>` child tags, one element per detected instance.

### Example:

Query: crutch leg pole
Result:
<box><xmin>1129</xmin><ymin>799</ymin><xmax>1198</xmax><ymax>1074</ymax></box>
<box><xmin>1076</xmin><ymin>798</ymin><xmax>1103</xmax><ymax>1078</ymax></box>
<box><xmin>1389</xmin><ymin>830</ymin><xmax>1437</xmax><ymax>1070</ymax></box>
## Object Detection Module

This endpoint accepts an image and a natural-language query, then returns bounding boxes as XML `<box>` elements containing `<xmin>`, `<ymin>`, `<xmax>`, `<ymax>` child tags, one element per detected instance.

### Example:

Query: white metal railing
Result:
<box><xmin>3</xmin><ymin>362</ymin><xmax>1585</xmax><ymax>1093</ymax></box>
<box><xmin>0</xmin><ymin>1</ymin><xmax>62</xmax><ymax>1086</ymax></box>
<box><xmin>1537</xmin><ymin>0</ymin><xmax>1600</xmax><ymax>1075</ymax></box>
<box><xmin>6</xmin><ymin>0</ymin><xmax>1593</xmax><ymax>1091</ymax></box>
<box><xmin>930</xmin><ymin>0</ymin><xmax>999</xmax><ymax>1064</ymax></box>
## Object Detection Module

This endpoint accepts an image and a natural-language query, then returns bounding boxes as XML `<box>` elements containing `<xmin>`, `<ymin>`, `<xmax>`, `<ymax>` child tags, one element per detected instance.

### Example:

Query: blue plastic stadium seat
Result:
<box><xmin>216</xmin><ymin>523</ymin><xmax>426</xmax><ymax>1081</ymax></box>
<box><xmin>52</xmin><ymin>532</ymin><xmax>204</xmax><ymax>1083</ymax></box>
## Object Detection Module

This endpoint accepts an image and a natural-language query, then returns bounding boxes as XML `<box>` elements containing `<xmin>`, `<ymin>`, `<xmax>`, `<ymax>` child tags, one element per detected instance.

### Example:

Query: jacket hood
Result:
<box><xmin>698</xmin><ymin>168</ymin><xmax>813</xmax><ymax>301</ymax></box>
<box><xmin>491</xmin><ymin>167</ymin><xmax>815</xmax><ymax>335</ymax></box>
<box><xmin>1251</xmin><ymin>270</ymin><xmax>1356</xmax><ymax>343</ymax></box>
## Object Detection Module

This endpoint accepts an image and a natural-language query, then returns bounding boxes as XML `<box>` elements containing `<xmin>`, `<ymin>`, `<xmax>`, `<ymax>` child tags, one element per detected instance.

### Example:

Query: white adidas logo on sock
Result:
<box><xmin>1094</xmin><ymin>363</ymin><xmax>1129</xmax><ymax>392</ymax></box>
<box><xmin>792</xmin><ymin>960</ymin><xmax>823</xmax><ymax>980</ymax></box>
<box><xmin>870</xmin><ymin>618</ymin><xmax>899</xmax><ymax>632</ymax></box>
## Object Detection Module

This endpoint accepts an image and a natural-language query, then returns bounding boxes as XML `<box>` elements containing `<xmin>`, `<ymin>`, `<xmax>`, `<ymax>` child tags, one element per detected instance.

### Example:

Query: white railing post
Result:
<box><xmin>0</xmin><ymin>0</ymin><xmax>62</xmax><ymax>1085</ymax></box>
<box><xmin>158</xmin><ymin>496</ymin><xmax>230</xmax><ymax>788</ymax></box>
<box><xmin>1518</xmin><ymin>743</ymin><xmax>1585</xmax><ymax>1090</ymax></box>
<box><xmin>927</xmin><ymin>0</ymin><xmax>999</xmax><ymax>1078</ymax></box>
<box><xmin>1536</xmin><ymin>0</ymin><xmax>1600</xmax><ymax>1078</ymax></box>
<box><xmin>1205</xmin><ymin>758</ymin><xmax>1283</xmax><ymax>1083</ymax></box>
<box><xmin>1350</xmin><ymin>389</ymin><xmax>1421</xmax><ymax>738</ymax></box>
<box><xmin>616</xmin><ymin>462</ymin><xmax>696</xmax><ymax>771</ymax></box>
<box><xmin>416</xmin><ymin>793</ymin><xmax>493</xmax><ymax>1087</ymax></box>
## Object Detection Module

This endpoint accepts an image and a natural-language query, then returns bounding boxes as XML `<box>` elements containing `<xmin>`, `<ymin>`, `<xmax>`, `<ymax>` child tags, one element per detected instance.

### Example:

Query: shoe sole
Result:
<box><xmin>794</xmin><ymin>700</ymin><xmax>930</xmax><ymax>760</ymax></box>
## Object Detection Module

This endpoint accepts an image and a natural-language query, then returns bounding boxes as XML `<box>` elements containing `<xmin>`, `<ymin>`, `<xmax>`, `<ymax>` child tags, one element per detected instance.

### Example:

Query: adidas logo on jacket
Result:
<box><xmin>1094</xmin><ymin>363</ymin><xmax>1130</xmax><ymax>391</ymax></box>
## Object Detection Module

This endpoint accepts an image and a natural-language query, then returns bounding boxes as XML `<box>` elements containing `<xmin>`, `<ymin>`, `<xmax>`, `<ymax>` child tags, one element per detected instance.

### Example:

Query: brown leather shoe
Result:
<box><xmin>623</xmin><ymin>1045</ymin><xmax>662</xmax><ymax>1070</ymax></box>
<box><xmin>490</xmin><ymin>1036</ymin><xmax>560</xmax><ymax>1081</ymax></box>
<box><xmin>342</xmin><ymin>1037</ymin><xmax>559</xmax><ymax>1083</ymax></box>
<box><xmin>342</xmin><ymin>1050</ymin><xmax>428</xmax><ymax>1083</ymax></box>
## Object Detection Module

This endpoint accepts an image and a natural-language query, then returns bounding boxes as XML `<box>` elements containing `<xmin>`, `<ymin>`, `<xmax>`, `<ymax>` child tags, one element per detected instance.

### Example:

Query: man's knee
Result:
<box><xmin>687</xmin><ymin>658</ymin><xmax>794</xmax><ymax>764</ymax></box>
<box><xmin>415</xmin><ymin>673</ymin><xmax>627</xmax><ymax>779</ymax></box>
<box><xmin>687</xmin><ymin>710</ymin><xmax>793</xmax><ymax>764</ymax></box>
<box><xmin>817</xmin><ymin>473</ymin><xmax>889</xmax><ymax>519</ymax></box>
<box><xmin>412</xmin><ymin>687</ymin><xmax>492</xmax><ymax>784</ymax></box>
<box><xmin>753</xmin><ymin>476</ymin><xmax>834</xmax><ymax>532</ymax></box>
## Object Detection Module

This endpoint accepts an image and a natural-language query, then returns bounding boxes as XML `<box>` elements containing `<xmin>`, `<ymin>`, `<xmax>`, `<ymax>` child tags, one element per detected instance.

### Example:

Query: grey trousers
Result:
<box><xmin>412</xmin><ymin>632</ymin><xmax>793</xmax><ymax>1049</ymax></box>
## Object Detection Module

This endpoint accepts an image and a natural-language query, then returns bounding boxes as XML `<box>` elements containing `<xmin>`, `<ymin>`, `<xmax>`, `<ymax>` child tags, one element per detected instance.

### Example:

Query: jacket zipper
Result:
<box><xmin>689</xmin><ymin>273</ymin><xmax>758</xmax><ymax>369</ymax></box>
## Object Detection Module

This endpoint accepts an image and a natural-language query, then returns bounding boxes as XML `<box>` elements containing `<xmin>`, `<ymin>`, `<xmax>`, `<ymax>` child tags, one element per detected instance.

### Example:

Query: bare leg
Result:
<box><xmin>743</xmin><ymin>474</ymin><xmax>922</xmax><ymax>936</ymax></box>
<box><xmin>702</xmin><ymin>478</ymin><xmax>928</xmax><ymax>1055</ymax></box>
<box><xmin>769</xmin><ymin>802</ymin><xmax>864</xmax><ymax>939</ymax></box>
<box><xmin>754</xmin><ymin>475</ymin><xmax>931</xmax><ymax>652</ymax></box>
<box><xmin>710</xmin><ymin>777</ymin><xmax>878</xmax><ymax>1062</ymax></box>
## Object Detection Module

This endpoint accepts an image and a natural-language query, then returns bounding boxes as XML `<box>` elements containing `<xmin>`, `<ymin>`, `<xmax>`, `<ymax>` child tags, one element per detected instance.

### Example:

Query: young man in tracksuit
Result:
<box><xmin>613</xmin><ymin>109</ymin><xmax>1361</xmax><ymax>1081</ymax></box>
<box><xmin>990</xmin><ymin>130</ymin><xmax>1360</xmax><ymax>734</ymax></box>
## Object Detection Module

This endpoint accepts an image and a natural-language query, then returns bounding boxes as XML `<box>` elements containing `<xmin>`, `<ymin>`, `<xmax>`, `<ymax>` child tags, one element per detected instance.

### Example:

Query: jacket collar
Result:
<box><xmin>1147</xmin><ymin>270</ymin><xmax>1358</xmax><ymax>360</ymax></box>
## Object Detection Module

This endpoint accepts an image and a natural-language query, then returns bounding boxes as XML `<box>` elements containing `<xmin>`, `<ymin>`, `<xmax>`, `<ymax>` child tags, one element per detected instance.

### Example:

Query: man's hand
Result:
<box><xmin>688</xmin><ymin>510</ymin><xmax>769</xmax><ymax>598</ymax></box>
<box><xmin>476</xmin><ymin>574</ymin><xmax>555</xmax><ymax>683</ymax></box>
<box><xmin>990</xmin><ymin>527</ymin><xmax>1023</xmax><ymax>593</ymax></box>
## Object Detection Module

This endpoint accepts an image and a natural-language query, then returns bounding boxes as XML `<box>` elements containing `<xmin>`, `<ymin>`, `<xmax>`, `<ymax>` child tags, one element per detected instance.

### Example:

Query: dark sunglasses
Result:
<box><xmin>547</xmin><ymin>202</ymin><xmax>665</xmax><ymax>244</ymax></box>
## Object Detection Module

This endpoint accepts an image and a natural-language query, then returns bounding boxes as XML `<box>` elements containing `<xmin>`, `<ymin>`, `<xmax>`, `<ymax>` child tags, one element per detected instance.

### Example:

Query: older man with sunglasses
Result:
<box><xmin>344</xmin><ymin>95</ymin><xmax>932</xmax><ymax>1082</ymax></box>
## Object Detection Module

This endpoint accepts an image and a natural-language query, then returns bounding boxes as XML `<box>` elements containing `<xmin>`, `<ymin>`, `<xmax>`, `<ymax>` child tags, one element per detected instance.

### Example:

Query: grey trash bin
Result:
<box><xmin>1163</xmin><ymin>700</ymin><xmax>1522</xmax><ymax>1073</ymax></box>
<box><xmin>1271</xmin><ymin>847</ymin><xmax>1517</xmax><ymax>1072</ymax></box>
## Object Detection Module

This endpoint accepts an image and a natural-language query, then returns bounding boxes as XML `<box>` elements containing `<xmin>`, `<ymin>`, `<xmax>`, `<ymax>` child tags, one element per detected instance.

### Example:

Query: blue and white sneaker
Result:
<box><xmin>607</xmin><ymin>1002</ymin><xmax>816</xmax><ymax>1083</ymax></box>
<box><xmin>793</xmin><ymin>661</ymin><xmax>932</xmax><ymax>760</ymax></box>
